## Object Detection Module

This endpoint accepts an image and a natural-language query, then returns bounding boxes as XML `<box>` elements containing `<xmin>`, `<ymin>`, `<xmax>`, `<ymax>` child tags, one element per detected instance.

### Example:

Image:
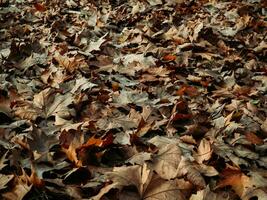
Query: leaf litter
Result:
<box><xmin>0</xmin><ymin>0</ymin><xmax>266</xmax><ymax>199</ymax></box>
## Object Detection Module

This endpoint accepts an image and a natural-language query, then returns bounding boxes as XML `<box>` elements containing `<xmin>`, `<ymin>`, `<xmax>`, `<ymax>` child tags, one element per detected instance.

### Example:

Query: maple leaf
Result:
<box><xmin>92</xmin><ymin>164</ymin><xmax>187</xmax><ymax>200</ymax></box>
<box><xmin>1</xmin><ymin>0</ymin><xmax>267</xmax><ymax>198</ymax></box>
<box><xmin>54</xmin><ymin>52</ymin><xmax>87</xmax><ymax>73</ymax></box>
<box><xmin>147</xmin><ymin>136</ymin><xmax>206</xmax><ymax>187</ymax></box>
<box><xmin>27</xmin><ymin>124</ymin><xmax>58</xmax><ymax>153</ymax></box>
<box><xmin>83</xmin><ymin>33</ymin><xmax>108</xmax><ymax>54</ymax></box>
<box><xmin>14</xmin><ymin>88</ymin><xmax>74</xmax><ymax>125</ymax></box>
<box><xmin>150</xmin><ymin>143</ymin><xmax>182</xmax><ymax>180</ymax></box>
<box><xmin>61</xmin><ymin>131</ymin><xmax>84</xmax><ymax>167</ymax></box>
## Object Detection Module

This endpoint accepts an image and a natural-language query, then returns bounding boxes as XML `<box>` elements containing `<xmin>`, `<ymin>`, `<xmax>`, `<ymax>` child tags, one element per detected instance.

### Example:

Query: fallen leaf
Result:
<box><xmin>34</xmin><ymin>3</ymin><xmax>46</xmax><ymax>12</ymax></box>
<box><xmin>53</xmin><ymin>52</ymin><xmax>80</xmax><ymax>73</ymax></box>
<box><xmin>0</xmin><ymin>174</ymin><xmax>14</xmax><ymax>190</ymax></box>
<box><xmin>94</xmin><ymin>164</ymin><xmax>187</xmax><ymax>200</ymax></box>
<box><xmin>169</xmin><ymin>113</ymin><xmax>193</xmax><ymax>122</ymax></box>
<box><xmin>195</xmin><ymin>138</ymin><xmax>213</xmax><ymax>164</ymax></box>
<box><xmin>162</xmin><ymin>54</ymin><xmax>176</xmax><ymax>61</ymax></box>
<box><xmin>2</xmin><ymin>172</ymin><xmax>32</xmax><ymax>200</ymax></box>
<box><xmin>245</xmin><ymin>132</ymin><xmax>263</xmax><ymax>145</ymax></box>
<box><xmin>143</xmin><ymin>175</ymin><xmax>186</xmax><ymax>200</ymax></box>
<box><xmin>190</xmin><ymin>185</ymin><xmax>229</xmax><ymax>200</ymax></box>
<box><xmin>216</xmin><ymin>172</ymin><xmax>249</xmax><ymax>197</ymax></box>
<box><xmin>128</xmin><ymin>152</ymin><xmax>152</xmax><ymax>165</ymax></box>
<box><xmin>84</xmin><ymin>33</ymin><xmax>108</xmax><ymax>54</ymax></box>
<box><xmin>0</xmin><ymin>152</ymin><xmax>8</xmax><ymax>170</ymax></box>
<box><xmin>151</xmin><ymin>143</ymin><xmax>182</xmax><ymax>180</ymax></box>
<box><xmin>177</xmin><ymin>157</ymin><xmax>206</xmax><ymax>189</ymax></box>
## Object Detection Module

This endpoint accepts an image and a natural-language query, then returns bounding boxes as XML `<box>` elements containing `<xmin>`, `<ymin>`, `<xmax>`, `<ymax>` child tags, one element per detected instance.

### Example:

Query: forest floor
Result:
<box><xmin>0</xmin><ymin>0</ymin><xmax>266</xmax><ymax>199</ymax></box>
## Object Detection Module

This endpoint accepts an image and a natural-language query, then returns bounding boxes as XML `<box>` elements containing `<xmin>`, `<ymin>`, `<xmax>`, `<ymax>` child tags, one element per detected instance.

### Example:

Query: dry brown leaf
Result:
<box><xmin>102</xmin><ymin>164</ymin><xmax>152</xmax><ymax>198</ymax></box>
<box><xmin>196</xmin><ymin>164</ymin><xmax>219</xmax><ymax>177</ymax></box>
<box><xmin>179</xmin><ymin>135</ymin><xmax>197</xmax><ymax>145</ymax></box>
<box><xmin>128</xmin><ymin>152</ymin><xmax>152</xmax><ymax>165</ymax></box>
<box><xmin>92</xmin><ymin>164</ymin><xmax>187</xmax><ymax>200</ymax></box>
<box><xmin>148</xmin><ymin>136</ymin><xmax>180</xmax><ymax>149</ymax></box>
<box><xmin>177</xmin><ymin>157</ymin><xmax>206</xmax><ymax>189</ymax></box>
<box><xmin>195</xmin><ymin>138</ymin><xmax>213</xmax><ymax>164</ymax></box>
<box><xmin>106</xmin><ymin>165</ymin><xmax>143</xmax><ymax>192</ymax></box>
<box><xmin>0</xmin><ymin>152</ymin><xmax>8</xmax><ymax>171</ymax></box>
<box><xmin>0</xmin><ymin>174</ymin><xmax>14</xmax><ymax>190</ymax></box>
<box><xmin>1</xmin><ymin>0</ymin><xmax>267</xmax><ymax>199</ymax></box>
<box><xmin>61</xmin><ymin>132</ymin><xmax>84</xmax><ymax>167</ymax></box>
<box><xmin>14</xmin><ymin>105</ymin><xmax>39</xmax><ymax>121</ymax></box>
<box><xmin>54</xmin><ymin>52</ymin><xmax>79</xmax><ymax>73</ymax></box>
<box><xmin>2</xmin><ymin>172</ymin><xmax>32</xmax><ymax>200</ymax></box>
<box><xmin>143</xmin><ymin>175</ymin><xmax>186</xmax><ymax>200</ymax></box>
<box><xmin>151</xmin><ymin>143</ymin><xmax>182</xmax><ymax>180</ymax></box>
<box><xmin>242</xmin><ymin>188</ymin><xmax>267</xmax><ymax>200</ymax></box>
<box><xmin>190</xmin><ymin>185</ymin><xmax>229</xmax><ymax>200</ymax></box>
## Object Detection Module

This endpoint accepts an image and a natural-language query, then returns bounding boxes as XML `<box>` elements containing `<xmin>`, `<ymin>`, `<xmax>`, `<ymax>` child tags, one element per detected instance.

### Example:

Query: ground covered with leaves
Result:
<box><xmin>0</xmin><ymin>0</ymin><xmax>266</xmax><ymax>199</ymax></box>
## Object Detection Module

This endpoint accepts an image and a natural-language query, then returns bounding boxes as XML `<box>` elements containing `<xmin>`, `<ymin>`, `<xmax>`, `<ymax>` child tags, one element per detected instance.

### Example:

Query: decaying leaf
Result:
<box><xmin>216</xmin><ymin>171</ymin><xmax>249</xmax><ymax>197</ymax></box>
<box><xmin>1</xmin><ymin>0</ymin><xmax>266</xmax><ymax>199</ymax></box>
<box><xmin>92</xmin><ymin>164</ymin><xmax>187</xmax><ymax>200</ymax></box>
<box><xmin>190</xmin><ymin>185</ymin><xmax>229</xmax><ymax>200</ymax></box>
<box><xmin>195</xmin><ymin>138</ymin><xmax>213</xmax><ymax>164</ymax></box>
<box><xmin>143</xmin><ymin>175</ymin><xmax>186</xmax><ymax>200</ymax></box>
<box><xmin>177</xmin><ymin>157</ymin><xmax>206</xmax><ymax>189</ymax></box>
<box><xmin>0</xmin><ymin>174</ymin><xmax>14</xmax><ymax>190</ymax></box>
<box><xmin>2</xmin><ymin>172</ymin><xmax>32</xmax><ymax>200</ymax></box>
<box><xmin>151</xmin><ymin>143</ymin><xmax>182</xmax><ymax>180</ymax></box>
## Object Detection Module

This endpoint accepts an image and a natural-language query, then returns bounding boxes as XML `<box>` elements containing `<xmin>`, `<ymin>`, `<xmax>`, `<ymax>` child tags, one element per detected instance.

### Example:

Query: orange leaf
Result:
<box><xmin>217</xmin><ymin>166</ymin><xmax>250</xmax><ymax>197</ymax></box>
<box><xmin>82</xmin><ymin>133</ymin><xmax>113</xmax><ymax>148</ymax></box>
<box><xmin>34</xmin><ymin>3</ymin><xmax>46</xmax><ymax>12</ymax></box>
<box><xmin>162</xmin><ymin>54</ymin><xmax>176</xmax><ymax>61</ymax></box>
<box><xmin>29</xmin><ymin>166</ymin><xmax>44</xmax><ymax>187</ymax></box>
<box><xmin>176</xmin><ymin>85</ymin><xmax>198</xmax><ymax>97</ymax></box>
<box><xmin>173</xmin><ymin>38</ymin><xmax>184</xmax><ymax>45</ymax></box>
<box><xmin>217</xmin><ymin>173</ymin><xmax>242</xmax><ymax>188</ymax></box>
<box><xmin>200</xmin><ymin>80</ymin><xmax>210</xmax><ymax>87</ymax></box>
<box><xmin>219</xmin><ymin>166</ymin><xmax>240</xmax><ymax>178</ymax></box>
<box><xmin>216</xmin><ymin>173</ymin><xmax>249</xmax><ymax>197</ymax></box>
<box><xmin>176</xmin><ymin>86</ymin><xmax>187</xmax><ymax>96</ymax></box>
<box><xmin>83</xmin><ymin>137</ymin><xmax>103</xmax><ymax>147</ymax></box>
<box><xmin>62</xmin><ymin>141</ymin><xmax>82</xmax><ymax>167</ymax></box>
<box><xmin>112</xmin><ymin>82</ymin><xmax>120</xmax><ymax>91</ymax></box>
<box><xmin>61</xmin><ymin>133</ymin><xmax>83</xmax><ymax>167</ymax></box>
<box><xmin>245</xmin><ymin>132</ymin><xmax>263</xmax><ymax>145</ymax></box>
<box><xmin>184</xmin><ymin>86</ymin><xmax>198</xmax><ymax>97</ymax></box>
